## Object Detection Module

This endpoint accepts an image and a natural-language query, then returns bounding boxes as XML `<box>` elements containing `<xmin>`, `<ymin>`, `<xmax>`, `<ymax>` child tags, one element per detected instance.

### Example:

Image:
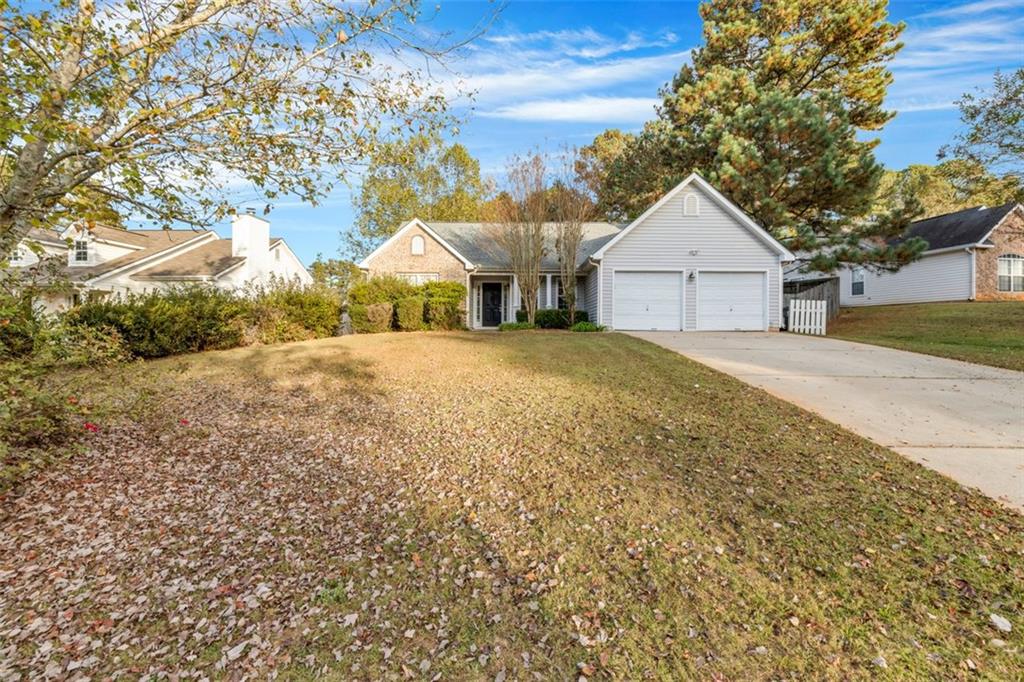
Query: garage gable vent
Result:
<box><xmin>683</xmin><ymin>192</ymin><xmax>700</xmax><ymax>216</ymax></box>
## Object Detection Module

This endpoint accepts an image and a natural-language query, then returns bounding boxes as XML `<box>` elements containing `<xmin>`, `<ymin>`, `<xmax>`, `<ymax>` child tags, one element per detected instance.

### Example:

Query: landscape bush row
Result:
<box><xmin>498</xmin><ymin>319</ymin><xmax>605</xmax><ymax>332</ymax></box>
<box><xmin>0</xmin><ymin>282</ymin><xmax>341</xmax><ymax>491</ymax></box>
<box><xmin>348</xmin><ymin>276</ymin><xmax>466</xmax><ymax>333</ymax></box>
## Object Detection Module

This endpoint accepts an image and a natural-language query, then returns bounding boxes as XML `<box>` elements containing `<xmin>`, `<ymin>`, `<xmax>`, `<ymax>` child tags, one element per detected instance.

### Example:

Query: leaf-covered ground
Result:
<box><xmin>829</xmin><ymin>301</ymin><xmax>1024</xmax><ymax>371</ymax></box>
<box><xmin>1</xmin><ymin>332</ymin><xmax>1021</xmax><ymax>680</ymax></box>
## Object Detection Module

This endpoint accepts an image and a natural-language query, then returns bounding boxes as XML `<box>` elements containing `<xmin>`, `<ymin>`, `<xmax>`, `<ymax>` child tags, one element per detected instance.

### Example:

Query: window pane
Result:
<box><xmin>999</xmin><ymin>276</ymin><xmax>1011</xmax><ymax>291</ymax></box>
<box><xmin>852</xmin><ymin>281</ymin><xmax>864</xmax><ymax>296</ymax></box>
<box><xmin>1014</xmin><ymin>275</ymin><xmax>1024</xmax><ymax>293</ymax></box>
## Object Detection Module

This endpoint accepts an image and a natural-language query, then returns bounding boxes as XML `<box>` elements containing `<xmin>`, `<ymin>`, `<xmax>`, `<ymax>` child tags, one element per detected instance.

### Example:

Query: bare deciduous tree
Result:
<box><xmin>486</xmin><ymin>152</ymin><xmax>547</xmax><ymax>325</ymax></box>
<box><xmin>553</xmin><ymin>146</ymin><xmax>595</xmax><ymax>324</ymax></box>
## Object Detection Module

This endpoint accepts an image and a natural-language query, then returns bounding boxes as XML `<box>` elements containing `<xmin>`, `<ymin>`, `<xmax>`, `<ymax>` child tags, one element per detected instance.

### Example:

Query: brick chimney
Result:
<box><xmin>231</xmin><ymin>208</ymin><xmax>271</xmax><ymax>280</ymax></box>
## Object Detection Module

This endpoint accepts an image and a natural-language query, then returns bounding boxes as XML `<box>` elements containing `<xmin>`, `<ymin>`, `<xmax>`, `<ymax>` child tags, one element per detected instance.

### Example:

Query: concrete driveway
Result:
<box><xmin>628</xmin><ymin>331</ymin><xmax>1024</xmax><ymax>510</ymax></box>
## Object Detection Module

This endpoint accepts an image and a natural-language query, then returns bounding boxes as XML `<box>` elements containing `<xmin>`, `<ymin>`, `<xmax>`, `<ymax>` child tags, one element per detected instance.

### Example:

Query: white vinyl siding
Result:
<box><xmin>838</xmin><ymin>250</ymin><xmax>973</xmax><ymax>306</ymax></box>
<box><xmin>582</xmin><ymin>271</ymin><xmax>599</xmax><ymax>321</ymax></box>
<box><xmin>613</xmin><ymin>271</ymin><xmax>683</xmax><ymax>330</ymax></box>
<box><xmin>600</xmin><ymin>184</ymin><xmax>782</xmax><ymax>330</ymax></box>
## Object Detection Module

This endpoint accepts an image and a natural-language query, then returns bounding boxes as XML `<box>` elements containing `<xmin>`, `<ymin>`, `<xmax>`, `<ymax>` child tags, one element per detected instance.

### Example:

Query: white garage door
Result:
<box><xmin>613</xmin><ymin>271</ymin><xmax>682</xmax><ymax>330</ymax></box>
<box><xmin>698</xmin><ymin>272</ymin><xmax>766</xmax><ymax>331</ymax></box>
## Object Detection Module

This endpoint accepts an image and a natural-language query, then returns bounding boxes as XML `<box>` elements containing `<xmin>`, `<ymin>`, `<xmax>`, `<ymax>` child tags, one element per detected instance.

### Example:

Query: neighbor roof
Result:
<box><xmin>892</xmin><ymin>202</ymin><xmax>1020</xmax><ymax>252</ymax></box>
<box><xmin>132</xmin><ymin>237</ymin><xmax>283</xmax><ymax>280</ymax></box>
<box><xmin>425</xmin><ymin>221</ymin><xmax>623</xmax><ymax>271</ymax></box>
<box><xmin>63</xmin><ymin>229</ymin><xmax>212</xmax><ymax>281</ymax></box>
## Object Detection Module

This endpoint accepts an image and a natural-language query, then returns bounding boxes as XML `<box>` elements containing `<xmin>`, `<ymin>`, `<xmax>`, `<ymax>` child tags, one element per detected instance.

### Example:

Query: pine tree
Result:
<box><xmin>606</xmin><ymin>0</ymin><xmax>924</xmax><ymax>271</ymax></box>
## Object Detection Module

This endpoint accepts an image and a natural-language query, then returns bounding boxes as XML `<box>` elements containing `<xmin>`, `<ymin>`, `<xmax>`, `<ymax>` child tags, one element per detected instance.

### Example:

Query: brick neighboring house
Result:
<box><xmin>831</xmin><ymin>202</ymin><xmax>1024</xmax><ymax>306</ymax></box>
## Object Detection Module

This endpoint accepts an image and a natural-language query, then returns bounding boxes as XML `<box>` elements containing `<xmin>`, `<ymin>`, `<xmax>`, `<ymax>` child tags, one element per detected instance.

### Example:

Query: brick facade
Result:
<box><xmin>364</xmin><ymin>223</ymin><xmax>467</xmax><ymax>284</ymax></box>
<box><xmin>975</xmin><ymin>208</ymin><xmax>1024</xmax><ymax>300</ymax></box>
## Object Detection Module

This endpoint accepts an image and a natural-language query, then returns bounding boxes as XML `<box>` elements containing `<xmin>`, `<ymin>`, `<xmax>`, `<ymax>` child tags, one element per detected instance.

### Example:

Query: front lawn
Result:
<box><xmin>829</xmin><ymin>301</ymin><xmax>1024</xmax><ymax>371</ymax></box>
<box><xmin>1</xmin><ymin>332</ymin><xmax>1021</xmax><ymax>679</ymax></box>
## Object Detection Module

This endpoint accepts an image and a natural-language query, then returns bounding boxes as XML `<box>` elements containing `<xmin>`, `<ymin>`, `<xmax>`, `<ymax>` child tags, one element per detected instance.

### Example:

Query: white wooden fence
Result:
<box><xmin>788</xmin><ymin>299</ymin><xmax>827</xmax><ymax>335</ymax></box>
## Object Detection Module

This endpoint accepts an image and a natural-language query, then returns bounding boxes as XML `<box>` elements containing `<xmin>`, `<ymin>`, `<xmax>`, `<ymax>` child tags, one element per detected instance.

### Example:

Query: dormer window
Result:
<box><xmin>411</xmin><ymin>234</ymin><xmax>425</xmax><ymax>256</ymax></box>
<box><xmin>74</xmin><ymin>240</ymin><xmax>90</xmax><ymax>263</ymax></box>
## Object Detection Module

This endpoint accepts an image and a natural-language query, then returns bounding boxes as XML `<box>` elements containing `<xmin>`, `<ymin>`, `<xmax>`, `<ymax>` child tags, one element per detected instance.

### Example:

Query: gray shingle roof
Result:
<box><xmin>892</xmin><ymin>202</ymin><xmax>1019</xmax><ymax>251</ymax></box>
<box><xmin>425</xmin><ymin>221</ymin><xmax>623</xmax><ymax>271</ymax></box>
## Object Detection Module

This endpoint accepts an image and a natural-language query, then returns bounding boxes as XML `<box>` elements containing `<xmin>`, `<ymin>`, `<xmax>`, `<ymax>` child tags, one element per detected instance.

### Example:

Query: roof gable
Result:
<box><xmin>894</xmin><ymin>202</ymin><xmax>1021</xmax><ymax>252</ymax></box>
<box><xmin>591</xmin><ymin>173</ymin><xmax>794</xmax><ymax>260</ymax></box>
<box><xmin>358</xmin><ymin>218</ymin><xmax>475</xmax><ymax>269</ymax></box>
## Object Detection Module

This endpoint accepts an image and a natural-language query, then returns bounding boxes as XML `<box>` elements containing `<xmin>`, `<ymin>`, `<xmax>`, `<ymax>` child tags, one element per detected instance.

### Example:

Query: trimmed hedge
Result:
<box><xmin>516</xmin><ymin>308</ymin><xmax>589</xmax><ymax>329</ymax></box>
<box><xmin>498</xmin><ymin>321</ymin><xmax>535</xmax><ymax>331</ymax></box>
<box><xmin>65</xmin><ymin>284</ymin><xmax>341</xmax><ymax>358</ymax></box>
<box><xmin>348</xmin><ymin>277</ymin><xmax>466</xmax><ymax>332</ymax></box>
<box><xmin>349</xmin><ymin>276</ymin><xmax>417</xmax><ymax>305</ymax></box>
<box><xmin>570</xmin><ymin>321</ymin><xmax>605</xmax><ymax>332</ymax></box>
<box><xmin>395</xmin><ymin>297</ymin><xmax>425</xmax><ymax>331</ymax></box>
<box><xmin>425</xmin><ymin>297</ymin><xmax>462</xmax><ymax>330</ymax></box>
<box><xmin>350</xmin><ymin>302</ymin><xmax>393</xmax><ymax>334</ymax></box>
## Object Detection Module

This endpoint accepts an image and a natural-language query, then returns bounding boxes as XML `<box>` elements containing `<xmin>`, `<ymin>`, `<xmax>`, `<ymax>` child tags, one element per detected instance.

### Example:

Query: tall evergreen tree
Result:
<box><xmin>605</xmin><ymin>0</ymin><xmax>924</xmax><ymax>271</ymax></box>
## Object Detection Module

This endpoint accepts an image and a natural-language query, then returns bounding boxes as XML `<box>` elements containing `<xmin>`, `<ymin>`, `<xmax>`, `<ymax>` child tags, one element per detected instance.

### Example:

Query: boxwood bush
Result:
<box><xmin>350</xmin><ymin>302</ymin><xmax>393</xmax><ymax>334</ymax></box>
<box><xmin>348</xmin><ymin>277</ymin><xmax>466</xmax><ymax>332</ymax></box>
<box><xmin>498</xmin><ymin>321</ymin><xmax>535</xmax><ymax>331</ymax></box>
<box><xmin>395</xmin><ymin>297</ymin><xmax>425</xmax><ymax>331</ymax></box>
<box><xmin>66</xmin><ymin>284</ymin><xmax>341</xmax><ymax>358</ymax></box>
<box><xmin>570</xmin><ymin>321</ymin><xmax>606</xmax><ymax>332</ymax></box>
<box><xmin>515</xmin><ymin>308</ymin><xmax>589</xmax><ymax>329</ymax></box>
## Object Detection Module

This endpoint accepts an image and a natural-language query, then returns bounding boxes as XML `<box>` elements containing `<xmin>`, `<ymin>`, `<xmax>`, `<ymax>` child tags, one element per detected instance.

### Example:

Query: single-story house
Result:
<box><xmin>359</xmin><ymin>173</ymin><xmax>795</xmax><ymax>331</ymax></box>
<box><xmin>833</xmin><ymin>202</ymin><xmax>1024</xmax><ymax>306</ymax></box>
<box><xmin>10</xmin><ymin>210</ymin><xmax>312</xmax><ymax>312</ymax></box>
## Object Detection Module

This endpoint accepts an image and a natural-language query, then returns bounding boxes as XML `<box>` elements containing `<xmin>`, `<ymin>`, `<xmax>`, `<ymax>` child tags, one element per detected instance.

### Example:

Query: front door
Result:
<box><xmin>482</xmin><ymin>282</ymin><xmax>503</xmax><ymax>327</ymax></box>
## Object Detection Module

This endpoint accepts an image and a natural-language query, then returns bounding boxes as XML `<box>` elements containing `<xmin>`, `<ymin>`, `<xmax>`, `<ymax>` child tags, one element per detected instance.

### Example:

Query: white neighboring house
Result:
<box><xmin>8</xmin><ymin>210</ymin><xmax>312</xmax><ymax>313</ymax></box>
<box><xmin>834</xmin><ymin>202</ymin><xmax>1024</xmax><ymax>306</ymax></box>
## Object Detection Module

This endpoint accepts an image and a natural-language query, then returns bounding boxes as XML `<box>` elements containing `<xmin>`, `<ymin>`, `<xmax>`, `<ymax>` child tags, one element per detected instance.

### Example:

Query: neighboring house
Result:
<box><xmin>359</xmin><ymin>173</ymin><xmax>794</xmax><ymax>331</ymax></box>
<box><xmin>834</xmin><ymin>202</ymin><xmax>1024</xmax><ymax>306</ymax></box>
<box><xmin>9</xmin><ymin>210</ymin><xmax>312</xmax><ymax>312</ymax></box>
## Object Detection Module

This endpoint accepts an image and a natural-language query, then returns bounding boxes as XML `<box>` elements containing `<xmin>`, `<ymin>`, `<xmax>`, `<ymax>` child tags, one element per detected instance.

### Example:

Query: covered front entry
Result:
<box><xmin>470</xmin><ymin>275</ymin><xmax>516</xmax><ymax>329</ymax></box>
<box><xmin>697</xmin><ymin>271</ymin><xmax>767</xmax><ymax>331</ymax></box>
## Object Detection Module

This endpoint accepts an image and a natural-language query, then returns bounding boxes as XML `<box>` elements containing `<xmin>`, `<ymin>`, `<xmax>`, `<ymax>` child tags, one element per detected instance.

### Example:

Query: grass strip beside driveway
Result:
<box><xmin>828</xmin><ymin>301</ymin><xmax>1024</xmax><ymax>371</ymax></box>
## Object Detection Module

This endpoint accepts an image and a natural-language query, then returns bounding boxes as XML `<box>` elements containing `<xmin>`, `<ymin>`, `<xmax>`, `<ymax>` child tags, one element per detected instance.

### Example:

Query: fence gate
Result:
<box><xmin>788</xmin><ymin>299</ymin><xmax>827</xmax><ymax>336</ymax></box>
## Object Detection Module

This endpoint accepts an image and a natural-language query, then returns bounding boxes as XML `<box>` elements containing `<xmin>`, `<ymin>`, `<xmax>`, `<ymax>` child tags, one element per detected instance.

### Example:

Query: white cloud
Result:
<box><xmin>918</xmin><ymin>0</ymin><xmax>1024</xmax><ymax>18</ymax></box>
<box><xmin>482</xmin><ymin>26</ymin><xmax>679</xmax><ymax>59</ymax></box>
<box><xmin>480</xmin><ymin>96</ymin><xmax>660</xmax><ymax>123</ymax></box>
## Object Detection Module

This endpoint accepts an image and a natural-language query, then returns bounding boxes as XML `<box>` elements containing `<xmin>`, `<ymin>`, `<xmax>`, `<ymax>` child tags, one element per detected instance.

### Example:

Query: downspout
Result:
<box><xmin>967</xmin><ymin>247</ymin><xmax>976</xmax><ymax>301</ymax></box>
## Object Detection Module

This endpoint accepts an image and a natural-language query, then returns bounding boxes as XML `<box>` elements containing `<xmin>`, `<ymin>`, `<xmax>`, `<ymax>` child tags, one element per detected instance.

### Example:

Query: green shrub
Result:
<box><xmin>67</xmin><ymin>287</ymin><xmax>248</xmax><ymax>358</ymax></box>
<box><xmin>351</xmin><ymin>302</ymin><xmax>393</xmax><ymax>333</ymax></box>
<box><xmin>32</xmin><ymin>320</ymin><xmax>131</xmax><ymax>368</ymax></box>
<box><xmin>349</xmin><ymin>276</ymin><xmax>417</xmax><ymax>305</ymax></box>
<box><xmin>1</xmin><ymin>362</ymin><xmax>79</xmax><ymax>493</ymax></box>
<box><xmin>0</xmin><ymin>293</ymin><xmax>41</xmax><ymax>359</ymax></box>
<box><xmin>395</xmin><ymin>296</ymin><xmax>425</xmax><ymax>331</ymax></box>
<box><xmin>498</xmin><ymin>321</ymin><xmax>535</xmax><ymax>331</ymax></box>
<box><xmin>570</xmin><ymin>321</ymin><xmax>606</xmax><ymax>332</ymax></box>
<box><xmin>515</xmin><ymin>308</ymin><xmax>589</xmax><ymax>329</ymax></box>
<box><xmin>250</xmin><ymin>283</ymin><xmax>340</xmax><ymax>339</ymax></box>
<box><xmin>420</xmin><ymin>280</ymin><xmax>467</xmax><ymax>301</ymax></box>
<box><xmin>424</xmin><ymin>297</ymin><xmax>463</xmax><ymax>330</ymax></box>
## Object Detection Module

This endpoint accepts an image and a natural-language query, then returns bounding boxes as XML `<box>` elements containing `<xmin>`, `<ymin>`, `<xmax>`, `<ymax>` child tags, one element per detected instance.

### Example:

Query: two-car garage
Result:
<box><xmin>611</xmin><ymin>270</ymin><xmax>767</xmax><ymax>331</ymax></box>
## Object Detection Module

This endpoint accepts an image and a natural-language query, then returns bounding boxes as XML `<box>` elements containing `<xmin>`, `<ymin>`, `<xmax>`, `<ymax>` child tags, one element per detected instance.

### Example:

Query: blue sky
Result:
<box><xmin>227</xmin><ymin>0</ymin><xmax>1024</xmax><ymax>264</ymax></box>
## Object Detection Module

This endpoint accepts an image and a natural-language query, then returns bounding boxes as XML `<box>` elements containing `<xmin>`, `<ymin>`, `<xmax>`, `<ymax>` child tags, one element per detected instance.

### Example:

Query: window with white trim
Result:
<box><xmin>683</xmin><ymin>193</ymin><xmax>700</xmax><ymax>216</ymax></box>
<box><xmin>397</xmin><ymin>272</ymin><xmax>439</xmax><ymax>285</ymax></box>
<box><xmin>10</xmin><ymin>246</ymin><xmax>27</xmax><ymax>264</ymax></box>
<box><xmin>998</xmin><ymin>254</ymin><xmax>1024</xmax><ymax>292</ymax></box>
<box><xmin>410</xmin><ymin>235</ymin><xmax>425</xmax><ymax>256</ymax></box>
<box><xmin>851</xmin><ymin>267</ymin><xmax>865</xmax><ymax>296</ymax></box>
<box><xmin>73</xmin><ymin>239</ymin><xmax>90</xmax><ymax>263</ymax></box>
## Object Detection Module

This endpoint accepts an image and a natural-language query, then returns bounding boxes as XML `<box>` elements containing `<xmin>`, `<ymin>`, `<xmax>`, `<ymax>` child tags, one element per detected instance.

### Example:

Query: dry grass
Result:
<box><xmin>1</xmin><ymin>332</ymin><xmax>1021</xmax><ymax>680</ymax></box>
